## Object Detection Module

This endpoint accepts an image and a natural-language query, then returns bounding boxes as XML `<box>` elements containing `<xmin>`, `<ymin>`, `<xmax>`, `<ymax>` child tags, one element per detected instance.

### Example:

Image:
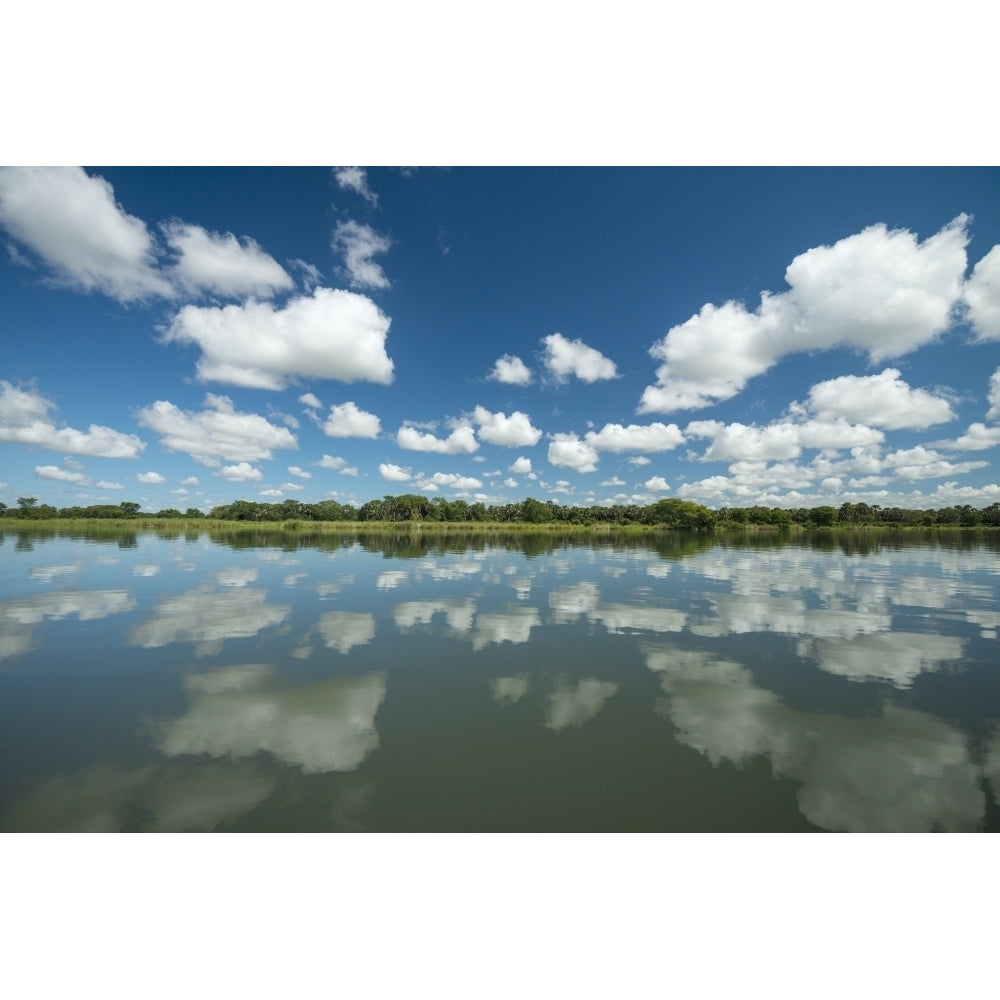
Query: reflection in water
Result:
<box><xmin>646</xmin><ymin>644</ymin><xmax>985</xmax><ymax>831</ymax></box>
<box><xmin>394</xmin><ymin>599</ymin><xmax>476</xmax><ymax>634</ymax></box>
<box><xmin>128</xmin><ymin>587</ymin><xmax>289</xmax><ymax>653</ymax></box>
<box><xmin>811</xmin><ymin>632</ymin><xmax>965</xmax><ymax>688</ymax></box>
<box><xmin>156</xmin><ymin>664</ymin><xmax>387</xmax><ymax>773</ymax></box>
<box><xmin>2</xmin><ymin>589</ymin><xmax>135</xmax><ymax>624</ymax></box>
<box><xmin>1</xmin><ymin>589</ymin><xmax>136</xmax><ymax>663</ymax></box>
<box><xmin>546</xmin><ymin>678</ymin><xmax>619</xmax><ymax>731</ymax></box>
<box><xmin>472</xmin><ymin>607</ymin><xmax>541</xmax><ymax>651</ymax></box>
<box><xmin>316</xmin><ymin>611</ymin><xmax>376</xmax><ymax>653</ymax></box>
<box><xmin>3</xmin><ymin>527</ymin><xmax>999</xmax><ymax>831</ymax></box>
<box><xmin>490</xmin><ymin>675</ymin><xmax>530</xmax><ymax>705</ymax></box>
<box><xmin>0</xmin><ymin>760</ymin><xmax>276</xmax><ymax>832</ymax></box>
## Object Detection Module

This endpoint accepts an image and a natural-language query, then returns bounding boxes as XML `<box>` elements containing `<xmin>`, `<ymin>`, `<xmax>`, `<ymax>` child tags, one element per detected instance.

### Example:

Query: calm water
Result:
<box><xmin>2</xmin><ymin>526</ymin><xmax>999</xmax><ymax>832</ymax></box>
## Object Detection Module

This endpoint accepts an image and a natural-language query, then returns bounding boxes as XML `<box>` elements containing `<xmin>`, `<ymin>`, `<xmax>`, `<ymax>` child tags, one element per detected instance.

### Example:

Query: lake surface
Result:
<box><xmin>2</xmin><ymin>526</ymin><xmax>999</xmax><ymax>832</ymax></box>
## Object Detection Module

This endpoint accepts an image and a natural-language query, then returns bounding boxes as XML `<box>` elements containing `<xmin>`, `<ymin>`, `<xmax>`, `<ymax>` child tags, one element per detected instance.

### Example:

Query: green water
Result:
<box><xmin>2</xmin><ymin>527</ymin><xmax>998</xmax><ymax>831</ymax></box>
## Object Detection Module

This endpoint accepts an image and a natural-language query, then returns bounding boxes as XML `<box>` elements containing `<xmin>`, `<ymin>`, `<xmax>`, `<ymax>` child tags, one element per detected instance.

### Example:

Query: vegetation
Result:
<box><xmin>3</xmin><ymin>495</ymin><xmax>1000</xmax><ymax>530</ymax></box>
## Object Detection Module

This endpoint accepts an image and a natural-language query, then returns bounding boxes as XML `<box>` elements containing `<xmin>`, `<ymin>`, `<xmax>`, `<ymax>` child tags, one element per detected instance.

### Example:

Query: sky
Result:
<box><xmin>2</xmin><ymin>166</ymin><xmax>1000</xmax><ymax>513</ymax></box>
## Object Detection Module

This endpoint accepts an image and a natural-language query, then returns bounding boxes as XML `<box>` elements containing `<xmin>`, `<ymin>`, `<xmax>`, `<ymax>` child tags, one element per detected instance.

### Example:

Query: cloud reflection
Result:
<box><xmin>811</xmin><ymin>632</ymin><xmax>965</xmax><ymax>688</ymax></box>
<box><xmin>0</xmin><ymin>760</ymin><xmax>276</xmax><ymax>832</ymax></box>
<box><xmin>316</xmin><ymin>611</ymin><xmax>376</xmax><ymax>653</ymax></box>
<box><xmin>490</xmin><ymin>675</ymin><xmax>530</xmax><ymax>705</ymax></box>
<box><xmin>128</xmin><ymin>587</ymin><xmax>289</xmax><ymax>653</ymax></box>
<box><xmin>156</xmin><ymin>664</ymin><xmax>387</xmax><ymax>773</ymax></box>
<box><xmin>645</xmin><ymin>643</ymin><xmax>985</xmax><ymax>831</ymax></box>
<box><xmin>472</xmin><ymin>608</ymin><xmax>541</xmax><ymax>651</ymax></box>
<box><xmin>546</xmin><ymin>678</ymin><xmax>619</xmax><ymax>731</ymax></box>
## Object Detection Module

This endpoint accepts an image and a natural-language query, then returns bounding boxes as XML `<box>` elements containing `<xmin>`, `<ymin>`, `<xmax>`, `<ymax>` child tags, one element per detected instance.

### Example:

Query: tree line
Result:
<box><xmin>5</xmin><ymin>494</ymin><xmax>1000</xmax><ymax>528</ymax></box>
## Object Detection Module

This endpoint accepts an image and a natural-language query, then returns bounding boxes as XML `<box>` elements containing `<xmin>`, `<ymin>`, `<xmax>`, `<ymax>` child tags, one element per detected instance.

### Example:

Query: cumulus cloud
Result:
<box><xmin>162</xmin><ymin>287</ymin><xmax>394</xmax><ymax>389</ymax></box>
<box><xmin>932</xmin><ymin>423</ymin><xmax>1000</xmax><ymax>452</ymax></box>
<box><xmin>397</xmin><ymin>422</ymin><xmax>478</xmax><ymax>454</ymax></box>
<box><xmin>0</xmin><ymin>166</ymin><xmax>174</xmax><ymax>301</ymax></box>
<box><xmin>472</xmin><ymin>406</ymin><xmax>542</xmax><ymax>447</ymax></box>
<box><xmin>547</xmin><ymin>433</ymin><xmax>599</xmax><ymax>473</ymax></box>
<box><xmin>299</xmin><ymin>392</ymin><xmax>322</xmax><ymax>410</ymax></box>
<box><xmin>217</xmin><ymin>462</ymin><xmax>263</xmax><ymax>482</ymax></box>
<box><xmin>806</xmin><ymin>368</ymin><xmax>955</xmax><ymax>429</ymax></box>
<box><xmin>35</xmin><ymin>465</ymin><xmax>90</xmax><ymax>483</ymax></box>
<box><xmin>318</xmin><ymin>454</ymin><xmax>346</xmax><ymax>470</ymax></box>
<box><xmin>322</xmin><ymin>401</ymin><xmax>381</xmax><ymax>438</ymax></box>
<box><xmin>987</xmin><ymin>368</ymin><xmax>1000</xmax><ymax>421</ymax></box>
<box><xmin>964</xmin><ymin>244</ymin><xmax>1000</xmax><ymax>340</ymax></box>
<box><xmin>379</xmin><ymin>463</ymin><xmax>412</xmax><ymax>482</ymax></box>
<box><xmin>334</xmin><ymin>167</ymin><xmax>378</xmax><ymax>206</ymax></box>
<box><xmin>883</xmin><ymin>445</ymin><xmax>987</xmax><ymax>481</ymax></box>
<box><xmin>418</xmin><ymin>472</ymin><xmax>483</xmax><ymax>490</ymax></box>
<box><xmin>510</xmin><ymin>456</ymin><xmax>532</xmax><ymax>474</ymax></box>
<box><xmin>136</xmin><ymin>393</ymin><xmax>297</xmax><ymax>466</ymax></box>
<box><xmin>640</xmin><ymin>217</ymin><xmax>972</xmax><ymax>412</ymax></box>
<box><xmin>489</xmin><ymin>354</ymin><xmax>533</xmax><ymax>385</ymax></box>
<box><xmin>332</xmin><ymin>220</ymin><xmax>391</xmax><ymax>290</ymax></box>
<box><xmin>0</xmin><ymin>380</ymin><xmax>145</xmax><ymax>458</ymax></box>
<box><xmin>137</xmin><ymin>471</ymin><xmax>166</xmax><ymax>484</ymax></box>
<box><xmin>542</xmin><ymin>332</ymin><xmax>618</xmax><ymax>383</ymax></box>
<box><xmin>645</xmin><ymin>476</ymin><xmax>670</xmax><ymax>491</ymax></box>
<box><xmin>162</xmin><ymin>221</ymin><xmax>293</xmax><ymax>299</ymax></box>
<box><xmin>584</xmin><ymin>421</ymin><xmax>684</xmax><ymax>453</ymax></box>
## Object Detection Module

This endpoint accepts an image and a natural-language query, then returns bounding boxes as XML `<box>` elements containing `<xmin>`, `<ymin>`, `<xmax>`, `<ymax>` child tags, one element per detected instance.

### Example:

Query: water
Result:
<box><xmin>2</xmin><ymin>526</ymin><xmax>999</xmax><ymax>832</ymax></box>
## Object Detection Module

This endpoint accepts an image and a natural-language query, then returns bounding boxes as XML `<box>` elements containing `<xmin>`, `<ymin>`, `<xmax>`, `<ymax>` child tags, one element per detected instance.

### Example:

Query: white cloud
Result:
<box><xmin>0</xmin><ymin>166</ymin><xmax>174</xmax><ymax>301</ymax></box>
<box><xmin>136</xmin><ymin>394</ymin><xmax>297</xmax><ymax>466</ymax></box>
<box><xmin>542</xmin><ymin>332</ymin><xmax>618</xmax><ymax>383</ymax></box>
<box><xmin>332</xmin><ymin>220</ymin><xmax>391</xmax><ymax>290</ymax></box>
<box><xmin>299</xmin><ymin>392</ymin><xmax>322</xmax><ymax>409</ymax></box>
<box><xmin>96</xmin><ymin>481</ymin><xmax>123</xmax><ymax>490</ymax></box>
<box><xmin>323</xmin><ymin>401</ymin><xmax>381</xmax><ymax>439</ymax></box>
<box><xmin>333</xmin><ymin>167</ymin><xmax>377</xmax><ymax>206</ymax></box>
<box><xmin>932</xmin><ymin>423</ymin><xmax>1000</xmax><ymax>451</ymax></box>
<box><xmin>600</xmin><ymin>476</ymin><xmax>626</xmax><ymax>486</ymax></box>
<box><xmin>418</xmin><ymin>472</ymin><xmax>483</xmax><ymax>490</ymax></box>
<box><xmin>288</xmin><ymin>258</ymin><xmax>322</xmax><ymax>292</ymax></box>
<box><xmin>287</xmin><ymin>466</ymin><xmax>311</xmax><ymax>479</ymax></box>
<box><xmin>0</xmin><ymin>380</ymin><xmax>145</xmax><ymax>458</ymax></box>
<box><xmin>964</xmin><ymin>244</ymin><xmax>1000</xmax><ymax>340</ymax></box>
<box><xmin>162</xmin><ymin>221</ymin><xmax>292</xmax><ymax>299</ymax></box>
<box><xmin>163</xmin><ymin>287</ymin><xmax>394</xmax><ymax>389</ymax></box>
<box><xmin>584</xmin><ymin>421</ymin><xmax>684</xmax><ymax>453</ymax></box>
<box><xmin>645</xmin><ymin>476</ymin><xmax>670</xmax><ymax>491</ymax></box>
<box><xmin>218</xmin><ymin>463</ymin><xmax>263</xmax><ymax>482</ymax></box>
<box><xmin>318</xmin><ymin>454</ymin><xmax>346</xmax><ymax>470</ymax></box>
<box><xmin>35</xmin><ymin>465</ymin><xmax>90</xmax><ymax>483</ymax></box>
<box><xmin>640</xmin><ymin>217</ymin><xmax>971</xmax><ymax>412</ymax></box>
<box><xmin>806</xmin><ymin>368</ymin><xmax>955</xmax><ymax>429</ymax></box>
<box><xmin>472</xmin><ymin>406</ymin><xmax>542</xmax><ymax>447</ymax></box>
<box><xmin>628</xmin><ymin>456</ymin><xmax>651</xmax><ymax>466</ymax></box>
<box><xmin>987</xmin><ymin>368</ymin><xmax>1000</xmax><ymax>421</ymax></box>
<box><xmin>547</xmin><ymin>433</ymin><xmax>599</xmax><ymax>473</ymax></box>
<box><xmin>510</xmin><ymin>456</ymin><xmax>532</xmax><ymax>474</ymax></box>
<box><xmin>489</xmin><ymin>354</ymin><xmax>533</xmax><ymax>385</ymax></box>
<box><xmin>379</xmin><ymin>463</ymin><xmax>412</xmax><ymax>482</ymax></box>
<box><xmin>181</xmin><ymin>476</ymin><xmax>200</xmax><ymax>486</ymax></box>
<box><xmin>397</xmin><ymin>423</ymin><xmax>478</xmax><ymax>454</ymax></box>
<box><xmin>884</xmin><ymin>445</ymin><xmax>987</xmax><ymax>481</ymax></box>
<box><xmin>137</xmin><ymin>471</ymin><xmax>165</xmax><ymax>484</ymax></box>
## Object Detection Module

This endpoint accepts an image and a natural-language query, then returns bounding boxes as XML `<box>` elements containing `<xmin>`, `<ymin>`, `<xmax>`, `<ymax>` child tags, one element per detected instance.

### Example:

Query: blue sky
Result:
<box><xmin>2</xmin><ymin>166</ymin><xmax>999</xmax><ymax>513</ymax></box>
